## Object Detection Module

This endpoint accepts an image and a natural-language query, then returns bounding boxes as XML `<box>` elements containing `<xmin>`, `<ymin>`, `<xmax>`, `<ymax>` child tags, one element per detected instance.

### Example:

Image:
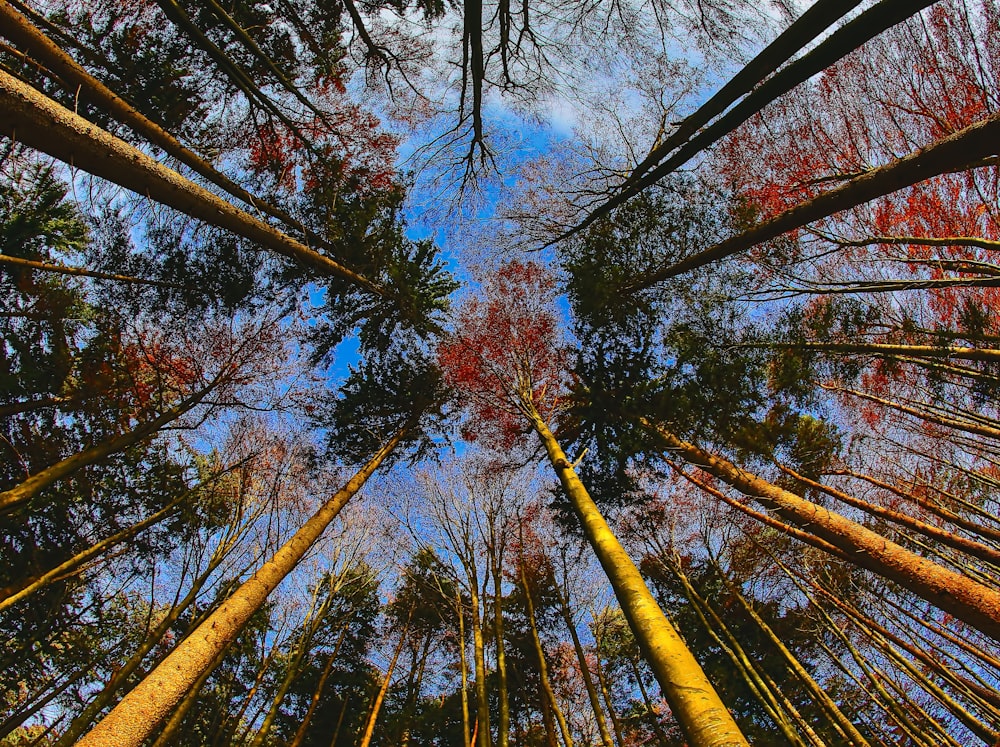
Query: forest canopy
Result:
<box><xmin>1</xmin><ymin>0</ymin><xmax>999</xmax><ymax>745</ymax></box>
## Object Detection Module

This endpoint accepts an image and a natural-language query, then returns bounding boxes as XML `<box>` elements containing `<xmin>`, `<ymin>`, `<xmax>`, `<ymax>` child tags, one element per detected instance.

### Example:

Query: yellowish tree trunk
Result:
<box><xmin>470</xmin><ymin>573</ymin><xmax>493</xmax><ymax>747</ymax></box>
<box><xmin>520</xmin><ymin>560</ymin><xmax>574</xmax><ymax>747</ymax></box>
<box><xmin>358</xmin><ymin>615</ymin><xmax>411</xmax><ymax>747</ymax></box>
<box><xmin>525</xmin><ymin>406</ymin><xmax>748</xmax><ymax>747</ymax></box>
<box><xmin>647</xmin><ymin>420</ymin><xmax>1000</xmax><ymax>641</ymax></box>
<box><xmin>0</xmin><ymin>68</ymin><xmax>382</xmax><ymax>295</ymax></box>
<box><xmin>457</xmin><ymin>586</ymin><xmax>473</xmax><ymax>747</ymax></box>
<box><xmin>75</xmin><ymin>430</ymin><xmax>404</xmax><ymax>747</ymax></box>
<box><xmin>288</xmin><ymin>625</ymin><xmax>350</xmax><ymax>747</ymax></box>
<box><xmin>556</xmin><ymin>587</ymin><xmax>615</xmax><ymax>747</ymax></box>
<box><xmin>0</xmin><ymin>384</ymin><xmax>214</xmax><ymax>514</ymax></box>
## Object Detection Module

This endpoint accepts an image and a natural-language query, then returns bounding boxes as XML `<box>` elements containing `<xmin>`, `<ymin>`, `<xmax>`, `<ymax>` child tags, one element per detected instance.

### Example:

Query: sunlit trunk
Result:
<box><xmin>358</xmin><ymin>615</ymin><xmax>411</xmax><ymax>747</ymax></box>
<box><xmin>0</xmin><ymin>384</ymin><xmax>213</xmax><ymax>514</ymax></box>
<box><xmin>526</xmin><ymin>405</ymin><xmax>748</xmax><ymax>747</ymax></box>
<box><xmin>556</xmin><ymin>589</ymin><xmax>615</xmax><ymax>747</ymax></box>
<box><xmin>520</xmin><ymin>560</ymin><xmax>574</xmax><ymax>747</ymax></box>
<box><xmin>288</xmin><ymin>625</ymin><xmax>350</xmax><ymax>747</ymax></box>
<box><xmin>470</xmin><ymin>571</ymin><xmax>493</xmax><ymax>747</ymax></box>
<box><xmin>75</xmin><ymin>430</ymin><xmax>404</xmax><ymax>747</ymax></box>
<box><xmin>647</xmin><ymin>419</ymin><xmax>1000</xmax><ymax>641</ymax></box>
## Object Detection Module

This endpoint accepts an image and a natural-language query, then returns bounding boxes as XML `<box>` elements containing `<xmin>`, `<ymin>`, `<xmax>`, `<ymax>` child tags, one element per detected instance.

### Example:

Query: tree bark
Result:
<box><xmin>470</xmin><ymin>569</ymin><xmax>492</xmax><ymax>747</ymax></box>
<box><xmin>646</xmin><ymin>420</ymin><xmax>1000</xmax><ymax>642</ymax></box>
<box><xmin>779</xmin><ymin>463</ymin><xmax>1000</xmax><ymax>568</ymax></box>
<box><xmin>288</xmin><ymin>625</ymin><xmax>351</xmax><ymax>747</ymax></box>
<box><xmin>526</xmin><ymin>406</ymin><xmax>748</xmax><ymax>747</ymax></box>
<box><xmin>75</xmin><ymin>429</ymin><xmax>404</xmax><ymax>747</ymax></box>
<box><xmin>520</xmin><ymin>560</ymin><xmax>574</xmax><ymax>747</ymax></box>
<box><xmin>358</xmin><ymin>615</ymin><xmax>411</xmax><ymax>747</ymax></box>
<box><xmin>0</xmin><ymin>491</ymin><xmax>187</xmax><ymax>610</ymax></box>
<box><xmin>52</xmin><ymin>554</ymin><xmax>226</xmax><ymax>747</ymax></box>
<box><xmin>457</xmin><ymin>586</ymin><xmax>473</xmax><ymax>747</ymax></box>
<box><xmin>0</xmin><ymin>69</ymin><xmax>383</xmax><ymax>296</ymax></box>
<box><xmin>0</xmin><ymin>383</ymin><xmax>214</xmax><ymax>514</ymax></box>
<box><xmin>556</xmin><ymin>587</ymin><xmax>615</xmax><ymax>747</ymax></box>
<box><xmin>625</xmin><ymin>111</ymin><xmax>1000</xmax><ymax>290</ymax></box>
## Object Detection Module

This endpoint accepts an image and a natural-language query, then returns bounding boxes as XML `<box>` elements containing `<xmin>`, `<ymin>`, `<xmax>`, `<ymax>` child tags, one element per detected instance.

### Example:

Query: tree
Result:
<box><xmin>74</xmin><ymin>346</ymin><xmax>445</xmax><ymax>747</ymax></box>
<box><xmin>560</xmin><ymin>179</ymin><xmax>1000</xmax><ymax>743</ymax></box>
<box><xmin>439</xmin><ymin>260</ymin><xmax>749</xmax><ymax>747</ymax></box>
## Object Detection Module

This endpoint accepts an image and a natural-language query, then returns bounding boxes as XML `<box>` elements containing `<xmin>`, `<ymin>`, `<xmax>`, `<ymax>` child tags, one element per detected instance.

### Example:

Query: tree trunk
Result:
<box><xmin>0</xmin><ymin>491</ymin><xmax>187</xmax><ymax>610</ymax></box>
<box><xmin>526</xmin><ymin>406</ymin><xmax>748</xmax><ymax>747</ymax></box>
<box><xmin>798</xmin><ymin>341</ymin><xmax>1000</xmax><ymax>364</ymax></box>
<box><xmin>0</xmin><ymin>69</ymin><xmax>383</xmax><ymax>296</ymax></box>
<box><xmin>470</xmin><ymin>570</ymin><xmax>493</xmax><ymax>747</ymax></box>
<box><xmin>358</xmin><ymin>615</ymin><xmax>411</xmax><ymax>747</ymax></box>
<box><xmin>779</xmin><ymin>463</ymin><xmax>1000</xmax><ymax>568</ymax></box>
<box><xmin>520</xmin><ymin>560</ymin><xmax>574</xmax><ymax>747</ymax></box>
<box><xmin>457</xmin><ymin>586</ymin><xmax>473</xmax><ymax>747</ymax></box>
<box><xmin>556</xmin><ymin>589</ymin><xmax>615</xmax><ymax>747</ymax></box>
<box><xmin>52</xmin><ymin>555</ymin><xmax>225</xmax><ymax>747</ymax></box>
<box><xmin>626</xmin><ymin>110</ymin><xmax>1000</xmax><ymax>289</ymax></box>
<box><xmin>288</xmin><ymin>625</ymin><xmax>351</xmax><ymax>747</ymax></box>
<box><xmin>0</xmin><ymin>2</ymin><xmax>316</xmax><ymax>238</ymax></box>
<box><xmin>647</xmin><ymin>420</ymin><xmax>1000</xmax><ymax>641</ymax></box>
<box><xmin>590</xmin><ymin>624</ymin><xmax>625</xmax><ymax>747</ymax></box>
<box><xmin>75</xmin><ymin>429</ymin><xmax>404</xmax><ymax>747</ymax></box>
<box><xmin>0</xmin><ymin>383</ymin><xmax>214</xmax><ymax>513</ymax></box>
<box><xmin>491</xmin><ymin>554</ymin><xmax>511</xmax><ymax>747</ymax></box>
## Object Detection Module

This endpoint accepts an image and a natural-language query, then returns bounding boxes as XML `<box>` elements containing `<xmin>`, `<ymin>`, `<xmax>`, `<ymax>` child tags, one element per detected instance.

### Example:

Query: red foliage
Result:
<box><xmin>246</xmin><ymin>107</ymin><xmax>399</xmax><ymax>198</ymax></box>
<box><xmin>716</xmin><ymin>0</ymin><xmax>999</xmax><ymax>241</ymax></box>
<box><xmin>438</xmin><ymin>261</ymin><xmax>571</xmax><ymax>449</ymax></box>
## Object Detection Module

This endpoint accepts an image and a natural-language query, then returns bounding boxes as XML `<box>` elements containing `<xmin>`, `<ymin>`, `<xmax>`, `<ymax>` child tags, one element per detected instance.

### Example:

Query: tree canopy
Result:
<box><xmin>2</xmin><ymin>0</ymin><xmax>999</xmax><ymax>745</ymax></box>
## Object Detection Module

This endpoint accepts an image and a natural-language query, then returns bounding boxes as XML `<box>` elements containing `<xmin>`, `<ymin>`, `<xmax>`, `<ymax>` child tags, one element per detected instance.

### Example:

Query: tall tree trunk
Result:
<box><xmin>358</xmin><ymin>615</ymin><xmax>411</xmax><ymax>747</ymax></box>
<box><xmin>525</xmin><ymin>405</ymin><xmax>748</xmax><ymax>747</ymax></box>
<box><xmin>75</xmin><ymin>429</ymin><xmax>405</xmax><ymax>747</ymax></box>
<box><xmin>567</xmin><ymin>0</ymin><xmax>930</xmax><ymax>241</ymax></box>
<box><xmin>470</xmin><ymin>570</ymin><xmax>492</xmax><ymax>747</ymax></box>
<box><xmin>491</xmin><ymin>554</ymin><xmax>511</xmax><ymax>747</ymax></box>
<box><xmin>556</xmin><ymin>589</ymin><xmax>615</xmax><ymax>747</ymax></box>
<box><xmin>778</xmin><ymin>464</ymin><xmax>1000</xmax><ymax>568</ymax></box>
<box><xmin>0</xmin><ymin>383</ymin><xmax>214</xmax><ymax>513</ymax></box>
<box><xmin>626</xmin><ymin>110</ymin><xmax>1000</xmax><ymax>289</ymax></box>
<box><xmin>457</xmin><ymin>586</ymin><xmax>473</xmax><ymax>747</ymax></box>
<box><xmin>797</xmin><ymin>341</ymin><xmax>1000</xmax><ymax>364</ymax></box>
<box><xmin>0</xmin><ymin>69</ymin><xmax>383</xmax><ymax>296</ymax></box>
<box><xmin>0</xmin><ymin>491</ymin><xmax>187</xmax><ymax>610</ymax></box>
<box><xmin>0</xmin><ymin>1</ymin><xmax>315</xmax><ymax>237</ymax></box>
<box><xmin>590</xmin><ymin>624</ymin><xmax>625</xmax><ymax>747</ymax></box>
<box><xmin>288</xmin><ymin>624</ymin><xmax>351</xmax><ymax>747</ymax></box>
<box><xmin>147</xmin><ymin>642</ymin><xmax>231</xmax><ymax>747</ymax></box>
<box><xmin>520</xmin><ymin>560</ymin><xmax>574</xmax><ymax>747</ymax></box>
<box><xmin>646</xmin><ymin>419</ymin><xmax>1000</xmax><ymax>641</ymax></box>
<box><xmin>53</xmin><ymin>554</ymin><xmax>227</xmax><ymax>747</ymax></box>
